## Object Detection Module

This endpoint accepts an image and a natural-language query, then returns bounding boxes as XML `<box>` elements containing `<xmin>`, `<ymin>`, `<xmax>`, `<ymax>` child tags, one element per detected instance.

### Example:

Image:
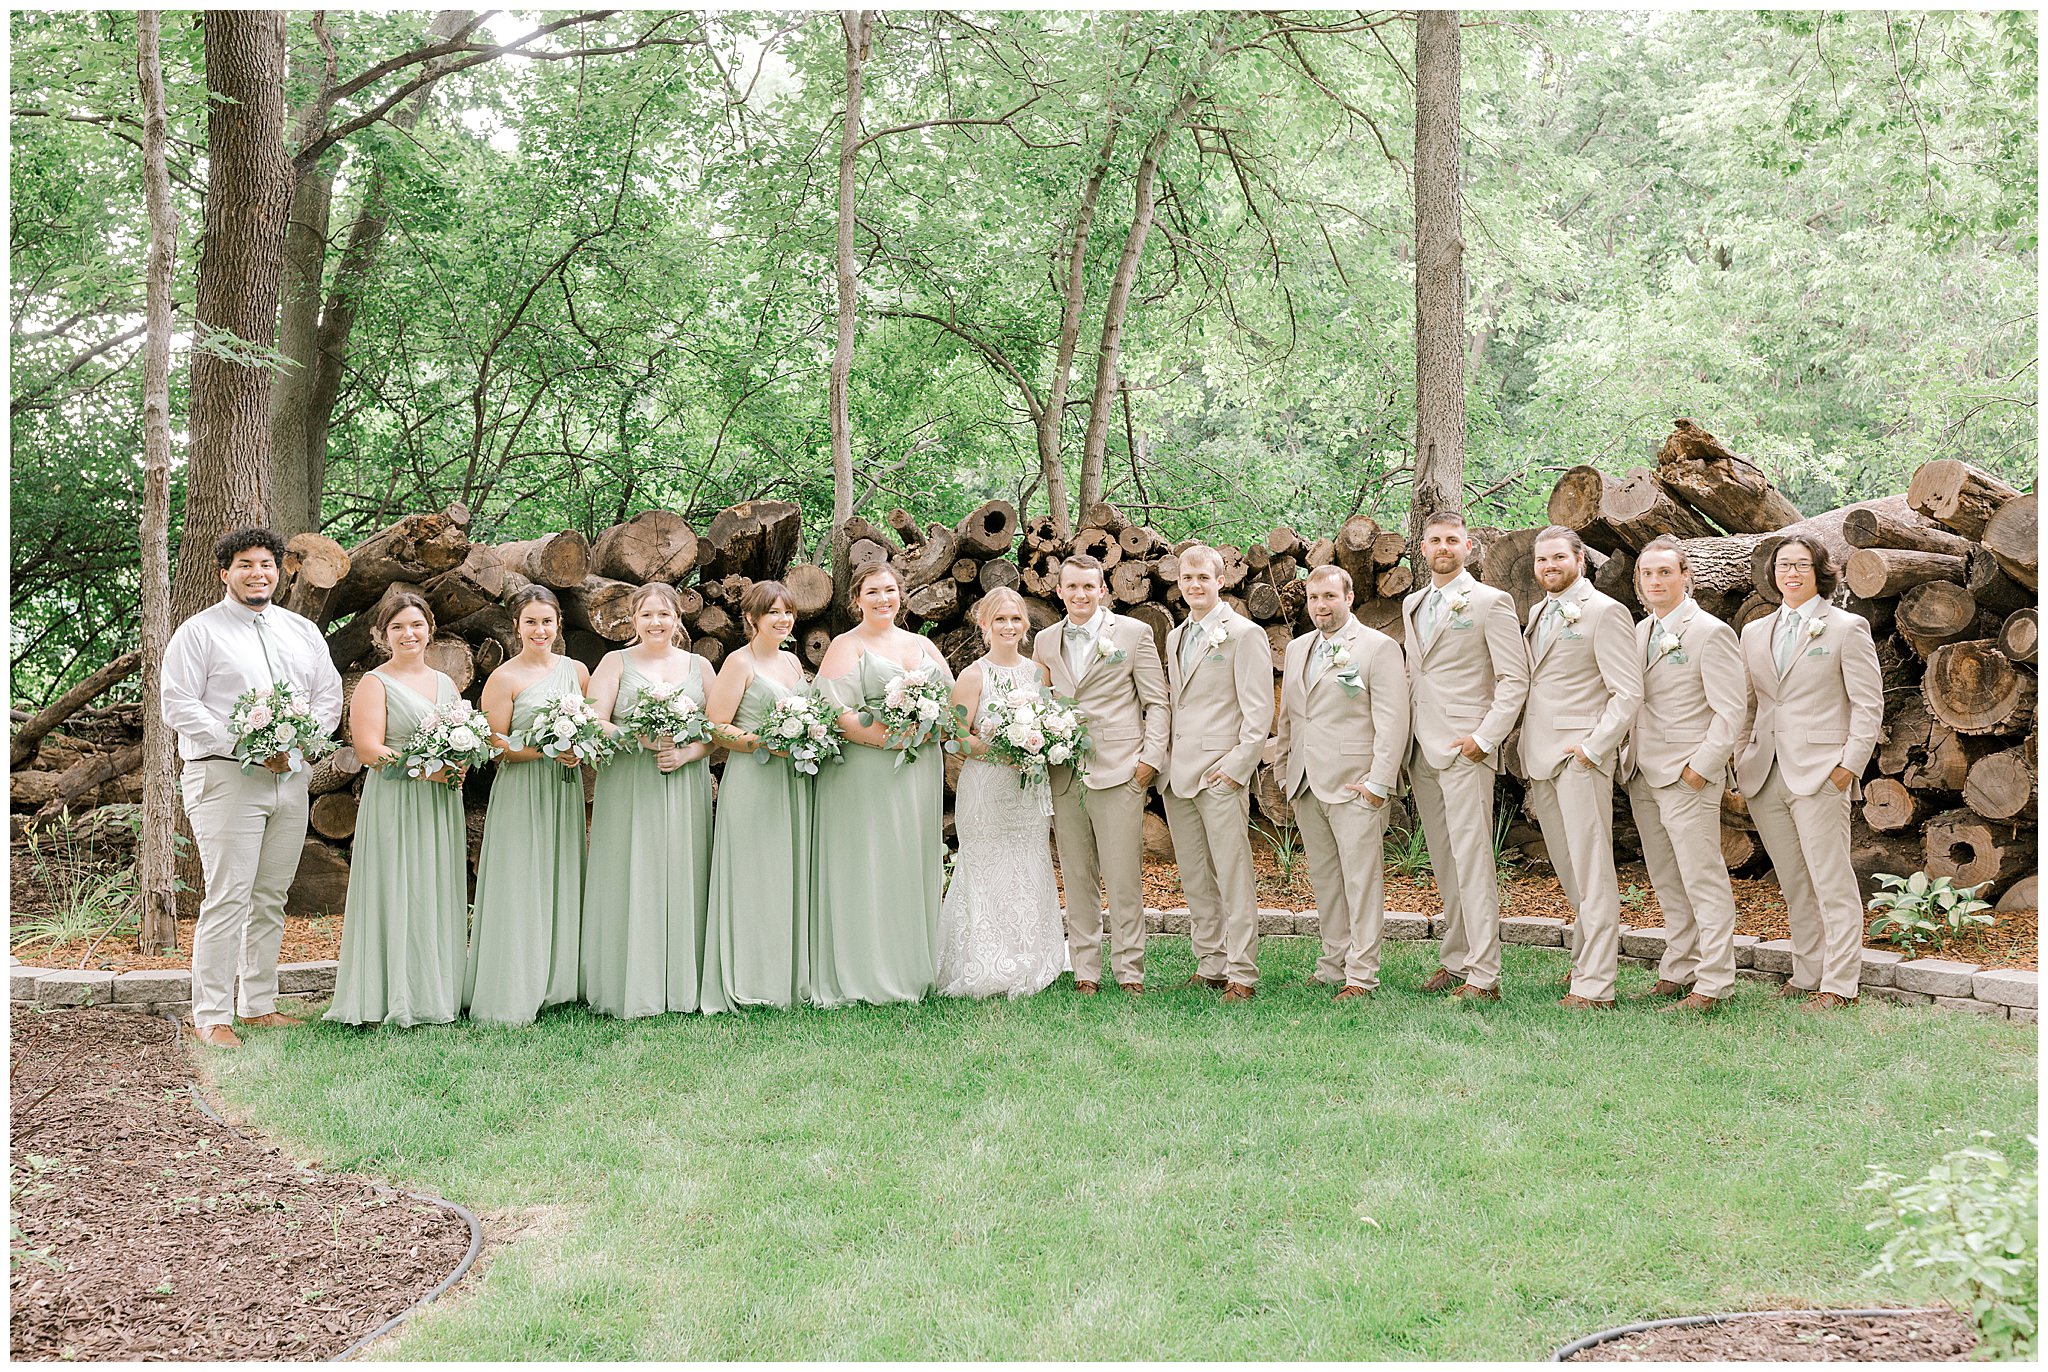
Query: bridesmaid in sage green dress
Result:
<box><xmin>581</xmin><ymin>582</ymin><xmax>717</xmax><ymax>1018</ymax></box>
<box><xmin>701</xmin><ymin>581</ymin><xmax>812</xmax><ymax>1012</ymax></box>
<box><xmin>327</xmin><ymin>592</ymin><xmax>468</xmax><ymax>1027</ymax></box>
<box><xmin>464</xmin><ymin>586</ymin><xmax>588</xmax><ymax>1025</ymax></box>
<box><xmin>810</xmin><ymin>561</ymin><xmax>952</xmax><ymax>1008</ymax></box>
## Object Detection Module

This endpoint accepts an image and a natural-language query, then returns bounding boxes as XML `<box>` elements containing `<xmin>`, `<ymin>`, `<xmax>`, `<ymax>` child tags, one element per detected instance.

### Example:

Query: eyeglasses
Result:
<box><xmin>1775</xmin><ymin>560</ymin><xmax>1815</xmax><ymax>572</ymax></box>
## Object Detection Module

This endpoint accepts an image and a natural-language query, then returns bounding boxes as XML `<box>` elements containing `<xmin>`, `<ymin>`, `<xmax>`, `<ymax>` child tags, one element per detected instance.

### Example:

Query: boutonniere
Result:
<box><xmin>1318</xmin><ymin>640</ymin><xmax>1363</xmax><ymax>695</ymax></box>
<box><xmin>1203</xmin><ymin>621</ymin><xmax>1231</xmax><ymax>659</ymax></box>
<box><xmin>1095</xmin><ymin>636</ymin><xmax>1126</xmax><ymax>666</ymax></box>
<box><xmin>1805</xmin><ymin>617</ymin><xmax>1827</xmax><ymax>641</ymax></box>
<box><xmin>1559</xmin><ymin>601</ymin><xmax>1582</xmax><ymax>625</ymax></box>
<box><xmin>1652</xmin><ymin>630</ymin><xmax>1687</xmax><ymax>666</ymax></box>
<box><xmin>1445</xmin><ymin>591</ymin><xmax>1469</xmax><ymax>616</ymax></box>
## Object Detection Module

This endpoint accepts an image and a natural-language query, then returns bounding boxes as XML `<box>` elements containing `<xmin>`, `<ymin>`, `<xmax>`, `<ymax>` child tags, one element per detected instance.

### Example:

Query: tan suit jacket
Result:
<box><xmin>1622</xmin><ymin>598</ymin><xmax>1745</xmax><ymax>788</ymax></box>
<box><xmin>1516</xmin><ymin>578</ymin><xmax>1642</xmax><ymax>780</ymax></box>
<box><xmin>1401</xmin><ymin>572</ymin><xmax>1528</xmax><ymax>771</ymax></box>
<box><xmin>1031</xmin><ymin>612</ymin><xmax>1169</xmax><ymax>792</ymax></box>
<box><xmin>1736</xmin><ymin>600</ymin><xmax>1884</xmax><ymax>798</ymax></box>
<box><xmin>1164</xmin><ymin>606</ymin><xmax>1275</xmax><ymax>799</ymax></box>
<box><xmin>1273</xmin><ymin>617</ymin><xmax>1409</xmax><ymax>804</ymax></box>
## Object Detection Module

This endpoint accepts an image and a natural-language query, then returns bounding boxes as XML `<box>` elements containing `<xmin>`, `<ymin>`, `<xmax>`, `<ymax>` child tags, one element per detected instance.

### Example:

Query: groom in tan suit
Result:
<box><xmin>1272</xmin><ymin>565</ymin><xmax>1409</xmax><ymax>997</ymax></box>
<box><xmin>1518</xmin><ymin>527</ymin><xmax>1642</xmax><ymax>1010</ymax></box>
<box><xmin>1163</xmin><ymin>545</ymin><xmax>1275</xmax><ymax>1000</ymax></box>
<box><xmin>1032</xmin><ymin>554</ymin><xmax>1170</xmax><ymax>996</ymax></box>
<box><xmin>1622</xmin><ymin>535</ymin><xmax>1747</xmax><ymax>1013</ymax></box>
<box><xmin>1737</xmin><ymin>534</ymin><xmax>1884</xmax><ymax>1010</ymax></box>
<box><xmin>1402</xmin><ymin>511</ymin><xmax>1528</xmax><ymax>1001</ymax></box>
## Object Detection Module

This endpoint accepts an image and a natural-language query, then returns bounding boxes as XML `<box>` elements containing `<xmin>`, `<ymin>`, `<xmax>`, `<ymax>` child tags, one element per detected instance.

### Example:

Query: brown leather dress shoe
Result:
<box><xmin>1420</xmin><ymin>968</ymin><xmax>1464</xmax><ymax>994</ymax></box>
<box><xmin>190</xmin><ymin>1024</ymin><xmax>242</xmax><ymax>1049</ymax></box>
<box><xmin>1801</xmin><ymin>991</ymin><xmax>1858</xmax><ymax>1011</ymax></box>
<box><xmin>1631</xmin><ymin>979</ymin><xmax>1691</xmax><ymax>1001</ymax></box>
<box><xmin>1185</xmin><ymin>974</ymin><xmax>1228</xmax><ymax>990</ymax></box>
<box><xmin>1450</xmin><ymin>984</ymin><xmax>1500</xmax><ymax>1002</ymax></box>
<box><xmin>1775</xmin><ymin>981</ymin><xmax>1812</xmax><ymax>999</ymax></box>
<box><xmin>1118</xmin><ymin>982</ymin><xmax>1144</xmax><ymax>997</ymax></box>
<box><xmin>1222</xmin><ymin>982</ymin><xmax>1256</xmax><ymax>1001</ymax></box>
<box><xmin>1333</xmin><ymin>986</ymin><xmax>1371</xmax><ymax>1001</ymax></box>
<box><xmin>1661</xmin><ymin>992</ymin><xmax>1721</xmax><ymax>1013</ymax></box>
<box><xmin>238</xmin><ymin>1011</ymin><xmax>301</xmax><ymax>1028</ymax></box>
<box><xmin>1073</xmin><ymin>980</ymin><xmax>1099</xmax><ymax>996</ymax></box>
<box><xmin>1559</xmin><ymin>994</ymin><xmax>1617</xmax><ymax>1010</ymax></box>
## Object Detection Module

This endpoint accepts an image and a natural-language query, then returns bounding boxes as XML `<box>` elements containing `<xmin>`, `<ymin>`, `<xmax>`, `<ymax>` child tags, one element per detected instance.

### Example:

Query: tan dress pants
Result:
<box><xmin>178</xmin><ymin>758</ymin><xmax>310</xmax><ymax>1027</ymax></box>
<box><xmin>1627</xmin><ymin>771</ymin><xmax>1738</xmax><ymax>999</ymax></box>
<box><xmin>1294</xmin><ymin>789</ymin><xmax>1395</xmax><ymax>990</ymax></box>
<box><xmin>1164</xmin><ymin>783</ymin><xmax>1258</xmax><ymax>985</ymax></box>
<box><xmin>1749</xmin><ymin>762</ymin><xmax>1862</xmax><ymax>997</ymax></box>
<box><xmin>1051</xmin><ymin>775</ymin><xmax>1150</xmax><ymax>986</ymax></box>
<box><xmin>1407</xmin><ymin>752</ymin><xmax>1502</xmax><ymax>990</ymax></box>
<box><xmin>1525</xmin><ymin>761</ymin><xmax>1622</xmax><ymax>1001</ymax></box>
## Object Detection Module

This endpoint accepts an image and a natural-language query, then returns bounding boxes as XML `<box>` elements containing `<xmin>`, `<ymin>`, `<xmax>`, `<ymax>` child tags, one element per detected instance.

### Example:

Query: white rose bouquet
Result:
<box><xmin>862</xmin><ymin>666</ymin><xmax>965</xmax><ymax>768</ymax></box>
<box><xmin>617</xmin><ymin>679</ymin><xmax>715</xmax><ymax>753</ymax></box>
<box><xmin>759</xmin><ymin>691</ymin><xmax>844</xmax><ymax>776</ymax></box>
<box><xmin>228</xmin><ymin>681</ymin><xmax>337</xmax><ymax>774</ymax></box>
<box><xmin>510</xmin><ymin>692</ymin><xmax>610</xmax><ymax>778</ymax></box>
<box><xmin>388</xmin><ymin>701</ymin><xmax>496</xmax><ymax>789</ymax></box>
<box><xmin>980</xmin><ymin>685</ymin><xmax>1093</xmax><ymax>789</ymax></box>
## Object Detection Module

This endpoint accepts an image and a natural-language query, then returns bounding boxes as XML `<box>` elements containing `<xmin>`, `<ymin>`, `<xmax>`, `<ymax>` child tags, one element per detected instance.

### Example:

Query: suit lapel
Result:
<box><xmin>1043</xmin><ymin>628</ymin><xmax>1077</xmax><ymax>696</ymax></box>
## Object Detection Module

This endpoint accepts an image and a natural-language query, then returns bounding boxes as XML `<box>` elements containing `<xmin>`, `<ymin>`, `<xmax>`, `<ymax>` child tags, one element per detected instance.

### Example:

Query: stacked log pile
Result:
<box><xmin>10</xmin><ymin>420</ymin><xmax>2037</xmax><ymax>916</ymax></box>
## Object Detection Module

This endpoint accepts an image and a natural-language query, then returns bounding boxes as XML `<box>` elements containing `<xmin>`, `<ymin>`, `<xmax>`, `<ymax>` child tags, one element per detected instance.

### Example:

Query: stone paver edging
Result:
<box><xmin>8</xmin><ymin>926</ymin><xmax>2035</xmax><ymax>1023</ymax></box>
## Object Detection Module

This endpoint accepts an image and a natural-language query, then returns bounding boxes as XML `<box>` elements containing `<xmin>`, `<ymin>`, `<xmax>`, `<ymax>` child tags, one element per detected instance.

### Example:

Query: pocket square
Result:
<box><xmin>1806</xmin><ymin>645</ymin><xmax>1831</xmax><ymax>657</ymax></box>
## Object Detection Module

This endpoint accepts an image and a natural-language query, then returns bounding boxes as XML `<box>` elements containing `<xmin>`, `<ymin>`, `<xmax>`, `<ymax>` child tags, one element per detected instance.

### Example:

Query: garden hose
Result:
<box><xmin>163</xmin><ymin>1013</ymin><xmax>484</xmax><ymax>1361</ymax></box>
<box><xmin>1550</xmin><ymin>1306</ymin><xmax>1950</xmax><ymax>1361</ymax></box>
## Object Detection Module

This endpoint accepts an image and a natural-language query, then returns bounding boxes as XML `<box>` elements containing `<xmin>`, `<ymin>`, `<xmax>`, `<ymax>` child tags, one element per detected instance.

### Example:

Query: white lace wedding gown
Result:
<box><xmin>936</xmin><ymin>659</ymin><xmax>1067</xmax><ymax>999</ymax></box>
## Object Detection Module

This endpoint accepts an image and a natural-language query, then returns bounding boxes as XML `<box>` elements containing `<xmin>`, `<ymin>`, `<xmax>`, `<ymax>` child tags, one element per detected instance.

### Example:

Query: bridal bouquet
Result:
<box><xmin>388</xmin><ymin>701</ymin><xmax>496</xmax><ymax>789</ymax></box>
<box><xmin>510</xmin><ymin>692</ymin><xmax>610</xmax><ymax>778</ymax></box>
<box><xmin>758</xmin><ymin>691</ymin><xmax>844</xmax><ymax>776</ymax></box>
<box><xmin>228</xmin><ymin>682</ymin><xmax>337</xmax><ymax>774</ymax></box>
<box><xmin>862</xmin><ymin>666</ymin><xmax>965</xmax><ymax>768</ymax></box>
<box><xmin>617</xmin><ymin>680</ymin><xmax>716</xmax><ymax>752</ymax></box>
<box><xmin>981</xmin><ymin>686</ymin><xmax>1093</xmax><ymax>789</ymax></box>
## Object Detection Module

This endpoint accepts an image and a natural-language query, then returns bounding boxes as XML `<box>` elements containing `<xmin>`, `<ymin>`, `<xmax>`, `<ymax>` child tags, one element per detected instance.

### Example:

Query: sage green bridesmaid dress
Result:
<box><xmin>464</xmin><ymin>656</ymin><xmax>586</xmax><ymax>1024</ymax></box>
<box><xmin>326</xmin><ymin>670</ymin><xmax>467</xmax><ymax>1027</ymax></box>
<box><xmin>580</xmin><ymin>658</ymin><xmax>714</xmax><ymax>1017</ymax></box>
<box><xmin>810</xmin><ymin>649</ymin><xmax>945</xmax><ymax>1007</ymax></box>
<box><xmin>701</xmin><ymin>672</ymin><xmax>813</xmax><ymax>1012</ymax></box>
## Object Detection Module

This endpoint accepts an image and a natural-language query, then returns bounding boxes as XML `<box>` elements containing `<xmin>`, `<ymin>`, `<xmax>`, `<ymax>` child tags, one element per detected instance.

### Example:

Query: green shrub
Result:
<box><xmin>1866</xmin><ymin>872</ymin><xmax>1993</xmax><ymax>955</ymax></box>
<box><xmin>1860</xmin><ymin>1132</ymin><xmax>2038</xmax><ymax>1360</ymax></box>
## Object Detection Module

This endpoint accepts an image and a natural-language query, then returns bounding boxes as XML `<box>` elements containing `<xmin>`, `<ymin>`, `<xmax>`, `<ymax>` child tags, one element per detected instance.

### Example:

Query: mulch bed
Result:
<box><xmin>1565</xmin><ymin>1309</ymin><xmax>1976</xmax><ymax>1361</ymax></box>
<box><xmin>13</xmin><ymin>913</ymin><xmax>344</xmax><ymax>975</ymax></box>
<box><xmin>8</xmin><ymin>1009</ymin><xmax>472</xmax><ymax>1361</ymax></box>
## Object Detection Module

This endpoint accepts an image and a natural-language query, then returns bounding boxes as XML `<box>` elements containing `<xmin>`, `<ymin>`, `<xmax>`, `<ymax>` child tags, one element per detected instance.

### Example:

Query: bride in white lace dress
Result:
<box><xmin>937</xmin><ymin>589</ymin><xmax>1067</xmax><ymax>999</ymax></box>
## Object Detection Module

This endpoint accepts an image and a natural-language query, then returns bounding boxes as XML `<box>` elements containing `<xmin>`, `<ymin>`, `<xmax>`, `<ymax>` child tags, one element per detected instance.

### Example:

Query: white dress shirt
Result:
<box><xmin>160</xmin><ymin>595</ymin><xmax>346</xmax><ymax>761</ymax></box>
<box><xmin>1063</xmin><ymin>607</ymin><xmax>1109</xmax><ymax>680</ymax></box>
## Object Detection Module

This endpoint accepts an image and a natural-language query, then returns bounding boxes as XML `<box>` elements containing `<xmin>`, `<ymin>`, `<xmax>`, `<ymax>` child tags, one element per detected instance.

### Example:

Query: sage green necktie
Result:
<box><xmin>1774</xmin><ymin>609</ymin><xmax>1800</xmax><ymax>674</ymax></box>
<box><xmin>253</xmin><ymin>612</ymin><xmax>282</xmax><ymax>685</ymax></box>
<box><xmin>1181</xmin><ymin>621</ymin><xmax>1206</xmax><ymax>675</ymax></box>
<box><xmin>1644</xmin><ymin>617</ymin><xmax>1662</xmax><ymax>668</ymax></box>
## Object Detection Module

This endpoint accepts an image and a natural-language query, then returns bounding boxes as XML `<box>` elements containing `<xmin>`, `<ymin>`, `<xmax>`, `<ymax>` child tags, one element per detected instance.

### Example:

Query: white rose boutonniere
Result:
<box><xmin>1805</xmin><ymin>617</ymin><xmax>1827</xmax><ymax>640</ymax></box>
<box><xmin>1559</xmin><ymin>601</ymin><xmax>1582</xmax><ymax>625</ymax></box>
<box><xmin>1095</xmin><ymin>636</ymin><xmax>1126</xmax><ymax>666</ymax></box>
<box><xmin>1446</xmin><ymin>591</ymin><xmax>1469</xmax><ymax>616</ymax></box>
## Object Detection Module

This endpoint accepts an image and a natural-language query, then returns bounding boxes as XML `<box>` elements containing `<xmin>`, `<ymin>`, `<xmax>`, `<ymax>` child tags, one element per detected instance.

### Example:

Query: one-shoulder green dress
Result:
<box><xmin>581</xmin><ymin>657</ymin><xmax>714</xmax><ymax>1017</ymax></box>
<box><xmin>326</xmin><ymin>670</ymin><xmax>468</xmax><ymax>1027</ymax></box>
<box><xmin>701</xmin><ymin>670</ymin><xmax>814</xmax><ymax>1012</ymax></box>
<box><xmin>809</xmin><ymin>650</ymin><xmax>945</xmax><ymax>1007</ymax></box>
<box><xmin>464</xmin><ymin>656</ymin><xmax>586</xmax><ymax>1024</ymax></box>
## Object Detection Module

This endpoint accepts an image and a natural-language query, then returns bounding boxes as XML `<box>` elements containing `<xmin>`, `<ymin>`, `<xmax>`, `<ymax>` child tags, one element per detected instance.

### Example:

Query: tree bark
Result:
<box><xmin>11</xmin><ymin>652</ymin><xmax>140</xmax><ymax>771</ymax></box>
<box><xmin>1981</xmin><ymin>492</ymin><xmax>2037</xmax><ymax>591</ymax></box>
<box><xmin>1410</xmin><ymin>9</ymin><xmax>1464</xmax><ymax>553</ymax></box>
<box><xmin>1037</xmin><ymin>113</ymin><xmax>1121</xmax><ymax>538</ymax></box>
<box><xmin>1906</xmin><ymin>459</ymin><xmax>2023</xmax><ymax>540</ymax></box>
<box><xmin>171</xmin><ymin>10</ymin><xmax>293</xmax><ymax>623</ymax></box>
<box><xmin>1651</xmin><ymin>418</ymin><xmax>1802</xmax><ymax>533</ymax></box>
<box><xmin>828</xmin><ymin>11</ymin><xmax>875</xmax><ymax>611</ymax></box>
<box><xmin>1545</xmin><ymin>466</ymin><xmax>1626</xmax><ymax>554</ymax></box>
<box><xmin>1842</xmin><ymin>548</ymin><xmax>1967</xmax><ymax>600</ymax></box>
<box><xmin>136</xmin><ymin>10</ymin><xmax>182</xmax><ymax>952</ymax></box>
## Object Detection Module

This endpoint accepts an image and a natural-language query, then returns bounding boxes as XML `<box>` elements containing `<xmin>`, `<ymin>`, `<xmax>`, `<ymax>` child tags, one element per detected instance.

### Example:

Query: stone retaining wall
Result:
<box><xmin>10</xmin><ymin>923</ymin><xmax>2035</xmax><ymax>1022</ymax></box>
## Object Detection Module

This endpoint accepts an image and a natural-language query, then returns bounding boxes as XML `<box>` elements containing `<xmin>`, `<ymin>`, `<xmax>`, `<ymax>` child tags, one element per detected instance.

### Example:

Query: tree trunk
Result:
<box><xmin>1963</xmin><ymin>744</ymin><xmax>2037</xmax><ymax>823</ymax></box>
<box><xmin>268</xmin><ymin>159</ymin><xmax>332</xmax><ymax>538</ymax></box>
<box><xmin>1409</xmin><ymin>9</ymin><xmax>1464</xmax><ymax>552</ymax></box>
<box><xmin>1998</xmin><ymin>607</ymin><xmax>2037</xmax><ymax>666</ymax></box>
<box><xmin>1600</xmin><ymin>468</ymin><xmax>1718</xmax><ymax>548</ymax></box>
<box><xmin>1841</xmin><ymin>504</ymin><xmax>1975</xmax><ymax>559</ymax></box>
<box><xmin>10</xmin><ymin>652</ymin><xmax>140</xmax><ymax>770</ymax></box>
<box><xmin>1545</xmin><ymin>466</ymin><xmax>1626</xmax><ymax>554</ymax></box>
<box><xmin>1842</xmin><ymin>547</ymin><xmax>1967</xmax><ymax>600</ymax></box>
<box><xmin>170</xmin><ymin>10</ymin><xmax>292</xmax><ymax>624</ymax></box>
<box><xmin>1077</xmin><ymin>105</ymin><xmax>1189</xmax><ymax>514</ymax></box>
<box><xmin>1922</xmin><ymin>809</ymin><xmax>2031</xmax><ymax>896</ymax></box>
<box><xmin>828</xmin><ymin>11</ymin><xmax>874</xmax><ymax>610</ymax></box>
<box><xmin>1906</xmin><ymin>459</ymin><xmax>2023</xmax><ymax>540</ymax></box>
<box><xmin>1924</xmin><ymin>641</ymin><xmax>2034</xmax><ymax>736</ymax></box>
<box><xmin>136</xmin><ymin>10</ymin><xmax>182</xmax><ymax>952</ymax></box>
<box><xmin>1981</xmin><ymin>492</ymin><xmax>2037</xmax><ymax>591</ymax></box>
<box><xmin>591</xmin><ymin>509</ymin><xmax>698</xmax><ymax>583</ymax></box>
<box><xmin>1037</xmin><ymin>113</ymin><xmax>1121</xmax><ymax>539</ymax></box>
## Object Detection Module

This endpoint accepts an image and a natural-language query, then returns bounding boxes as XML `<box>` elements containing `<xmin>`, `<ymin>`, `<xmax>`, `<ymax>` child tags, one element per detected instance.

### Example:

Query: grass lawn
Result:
<box><xmin>207</xmin><ymin>937</ymin><xmax>2037</xmax><ymax>1360</ymax></box>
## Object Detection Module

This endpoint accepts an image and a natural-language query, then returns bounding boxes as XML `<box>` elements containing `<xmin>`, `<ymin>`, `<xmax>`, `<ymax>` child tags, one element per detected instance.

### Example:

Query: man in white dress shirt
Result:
<box><xmin>160</xmin><ymin>527</ymin><xmax>344</xmax><ymax>1047</ymax></box>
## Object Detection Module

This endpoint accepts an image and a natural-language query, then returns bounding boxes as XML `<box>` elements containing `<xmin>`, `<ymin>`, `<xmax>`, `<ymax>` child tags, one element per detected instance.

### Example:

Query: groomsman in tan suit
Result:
<box><xmin>1401</xmin><ymin>511</ymin><xmax>1528</xmax><ymax>1001</ymax></box>
<box><xmin>1518</xmin><ymin>527</ymin><xmax>1643</xmax><ymax>1009</ymax></box>
<box><xmin>1163</xmin><ymin>546</ymin><xmax>1275</xmax><ymax>1000</ymax></box>
<box><xmin>1031</xmin><ymin>554</ymin><xmax>1170</xmax><ymax>996</ymax></box>
<box><xmin>1622</xmin><ymin>536</ymin><xmax>1747</xmax><ymax>1013</ymax></box>
<box><xmin>1737</xmin><ymin>535</ymin><xmax>1884</xmax><ymax>1010</ymax></box>
<box><xmin>1272</xmin><ymin>566</ymin><xmax>1409</xmax><ymax>998</ymax></box>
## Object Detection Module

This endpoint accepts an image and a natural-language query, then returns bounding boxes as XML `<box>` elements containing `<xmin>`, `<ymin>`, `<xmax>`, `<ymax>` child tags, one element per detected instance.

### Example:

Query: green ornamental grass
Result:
<box><xmin>209</xmin><ymin>938</ymin><xmax>2037</xmax><ymax>1360</ymax></box>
